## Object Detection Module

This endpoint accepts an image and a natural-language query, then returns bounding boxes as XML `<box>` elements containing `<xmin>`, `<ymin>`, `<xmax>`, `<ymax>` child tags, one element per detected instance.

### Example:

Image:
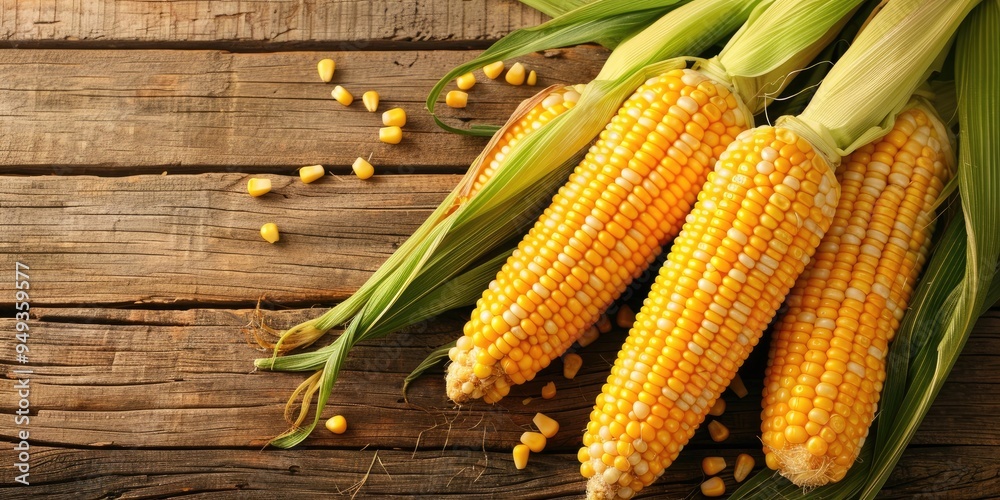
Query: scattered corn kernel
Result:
<box><xmin>446</xmin><ymin>90</ymin><xmax>468</xmax><ymax>109</ymax></box>
<box><xmin>596</xmin><ymin>314</ymin><xmax>612</xmax><ymax>334</ymax></box>
<box><xmin>734</xmin><ymin>453</ymin><xmax>755</xmax><ymax>482</ymax></box>
<box><xmin>299</xmin><ymin>165</ymin><xmax>325</xmax><ymax>184</ymax></box>
<box><xmin>352</xmin><ymin>157</ymin><xmax>375</xmax><ymax>180</ymax></box>
<box><xmin>730</xmin><ymin>373</ymin><xmax>749</xmax><ymax>398</ymax></box>
<box><xmin>701</xmin><ymin>477</ymin><xmax>726</xmax><ymax>497</ymax></box>
<box><xmin>702</xmin><ymin>456</ymin><xmax>727</xmax><ymax>476</ymax></box>
<box><xmin>325</xmin><ymin>414</ymin><xmax>347</xmax><ymax>434</ymax></box>
<box><xmin>483</xmin><ymin>61</ymin><xmax>504</xmax><ymax>79</ymax></box>
<box><xmin>520</xmin><ymin>431</ymin><xmax>546</xmax><ymax>453</ymax></box>
<box><xmin>527</xmin><ymin>70</ymin><xmax>537</xmax><ymax>86</ymax></box>
<box><xmin>577</xmin><ymin>326</ymin><xmax>600</xmax><ymax>347</ymax></box>
<box><xmin>260</xmin><ymin>223</ymin><xmax>279</xmax><ymax>244</ymax></box>
<box><xmin>382</xmin><ymin>107</ymin><xmax>407</xmax><ymax>127</ymax></box>
<box><xmin>317</xmin><ymin>58</ymin><xmax>335</xmax><ymax>82</ymax></box>
<box><xmin>708</xmin><ymin>398</ymin><xmax>726</xmax><ymax>417</ymax></box>
<box><xmin>247</xmin><ymin>178</ymin><xmax>272</xmax><ymax>197</ymax></box>
<box><xmin>522</xmin><ymin>398</ymin><xmax>533</xmax><ymax>405</ymax></box>
<box><xmin>533</xmin><ymin>413</ymin><xmax>560</xmax><ymax>438</ymax></box>
<box><xmin>456</xmin><ymin>72</ymin><xmax>476</xmax><ymax>90</ymax></box>
<box><xmin>362</xmin><ymin>91</ymin><xmax>380</xmax><ymax>112</ymax></box>
<box><xmin>708</xmin><ymin>421</ymin><xmax>730</xmax><ymax>442</ymax></box>
<box><xmin>540</xmin><ymin>381</ymin><xmax>556</xmax><ymax>399</ymax></box>
<box><xmin>379</xmin><ymin>126</ymin><xmax>402</xmax><ymax>144</ymax></box>
<box><xmin>615</xmin><ymin>305</ymin><xmax>635</xmax><ymax>328</ymax></box>
<box><xmin>513</xmin><ymin>444</ymin><xmax>530</xmax><ymax>470</ymax></box>
<box><xmin>505</xmin><ymin>62</ymin><xmax>526</xmax><ymax>85</ymax></box>
<box><xmin>562</xmin><ymin>353</ymin><xmax>583</xmax><ymax>380</ymax></box>
<box><xmin>332</xmin><ymin>85</ymin><xmax>353</xmax><ymax>106</ymax></box>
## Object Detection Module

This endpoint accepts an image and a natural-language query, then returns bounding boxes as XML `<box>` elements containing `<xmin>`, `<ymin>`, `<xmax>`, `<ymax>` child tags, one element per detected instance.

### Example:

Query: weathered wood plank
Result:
<box><xmin>0</xmin><ymin>0</ymin><xmax>547</xmax><ymax>47</ymax></box>
<box><xmin>1</xmin><ymin>308</ymin><xmax>997</xmax><ymax>451</ymax></box>
<box><xmin>0</xmin><ymin>47</ymin><xmax>605</xmax><ymax>174</ymax></box>
<box><xmin>0</xmin><ymin>446</ymin><xmax>997</xmax><ymax>499</ymax></box>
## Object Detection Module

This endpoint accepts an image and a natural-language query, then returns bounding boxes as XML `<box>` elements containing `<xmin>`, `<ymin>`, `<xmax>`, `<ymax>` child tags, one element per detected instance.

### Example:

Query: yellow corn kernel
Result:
<box><xmin>352</xmin><ymin>157</ymin><xmax>375</xmax><ymax>180</ymax></box>
<box><xmin>596</xmin><ymin>314</ymin><xmax>612</xmax><ymax>334</ymax></box>
<box><xmin>562</xmin><ymin>353</ymin><xmax>583</xmax><ymax>379</ymax></box>
<box><xmin>708</xmin><ymin>399</ymin><xmax>726</xmax><ymax>417</ymax></box>
<box><xmin>247</xmin><ymin>178</ymin><xmax>272</xmax><ymax>197</ymax></box>
<box><xmin>708</xmin><ymin>421</ymin><xmax>730</xmax><ymax>443</ymax></box>
<box><xmin>513</xmin><ymin>444</ymin><xmax>530</xmax><ymax>470</ymax></box>
<box><xmin>541</xmin><ymin>381</ymin><xmax>556</xmax><ymax>400</ymax></box>
<box><xmin>701</xmin><ymin>477</ymin><xmax>726</xmax><ymax>497</ymax></box>
<box><xmin>317</xmin><ymin>58</ymin><xmax>335</xmax><ymax>82</ymax></box>
<box><xmin>615</xmin><ymin>305</ymin><xmax>635</xmax><ymax>328</ymax></box>
<box><xmin>456</xmin><ymin>72</ymin><xmax>476</xmax><ymax>90</ymax></box>
<box><xmin>299</xmin><ymin>165</ymin><xmax>325</xmax><ymax>184</ymax></box>
<box><xmin>446</xmin><ymin>90</ymin><xmax>468</xmax><ymax>109</ymax></box>
<box><xmin>362</xmin><ymin>91</ymin><xmax>379</xmax><ymax>112</ymax></box>
<box><xmin>760</xmin><ymin>106</ymin><xmax>951</xmax><ymax>487</ymax></box>
<box><xmin>533</xmin><ymin>413</ymin><xmax>560</xmax><ymax>438</ymax></box>
<box><xmin>734</xmin><ymin>453</ymin><xmax>755</xmax><ymax>482</ymax></box>
<box><xmin>730</xmin><ymin>373</ymin><xmax>748</xmax><ymax>398</ymax></box>
<box><xmin>483</xmin><ymin>61</ymin><xmax>504</xmax><ymax>79</ymax></box>
<box><xmin>379</xmin><ymin>126</ymin><xmax>402</xmax><ymax>145</ymax></box>
<box><xmin>505</xmin><ymin>62</ymin><xmax>526</xmax><ymax>85</ymax></box>
<box><xmin>260</xmin><ymin>223</ymin><xmax>279</xmax><ymax>244</ymax></box>
<box><xmin>331</xmin><ymin>85</ymin><xmax>353</xmax><ymax>106</ymax></box>
<box><xmin>324</xmin><ymin>414</ymin><xmax>347</xmax><ymax>434</ymax></box>
<box><xmin>382</xmin><ymin>107</ymin><xmax>407</xmax><ymax>127</ymax></box>
<box><xmin>527</xmin><ymin>70</ymin><xmax>537</xmax><ymax>86</ymax></box>
<box><xmin>522</xmin><ymin>398</ymin><xmax>533</xmax><ymax>405</ymax></box>
<box><xmin>520</xmin><ymin>431</ymin><xmax>546</xmax><ymax>453</ymax></box>
<box><xmin>577</xmin><ymin>326</ymin><xmax>600</xmax><ymax>347</ymax></box>
<box><xmin>702</xmin><ymin>456</ymin><xmax>727</xmax><ymax>476</ymax></box>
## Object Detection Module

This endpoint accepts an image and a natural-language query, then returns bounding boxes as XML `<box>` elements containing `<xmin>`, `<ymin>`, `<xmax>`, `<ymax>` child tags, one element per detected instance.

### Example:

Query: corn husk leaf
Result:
<box><xmin>518</xmin><ymin>0</ymin><xmax>595</xmax><ymax>18</ymax></box>
<box><xmin>402</xmin><ymin>340</ymin><xmax>456</xmax><ymax>400</ymax></box>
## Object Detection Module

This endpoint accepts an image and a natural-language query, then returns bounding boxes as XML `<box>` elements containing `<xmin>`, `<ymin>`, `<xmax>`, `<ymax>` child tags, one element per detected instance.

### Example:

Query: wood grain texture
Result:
<box><xmin>0</xmin><ymin>47</ymin><xmax>605</xmax><ymax>174</ymax></box>
<box><xmin>0</xmin><ymin>173</ymin><xmax>464</xmax><ymax>307</ymax></box>
<box><xmin>1</xmin><ymin>446</ymin><xmax>997</xmax><ymax>499</ymax></box>
<box><xmin>0</xmin><ymin>0</ymin><xmax>547</xmax><ymax>47</ymax></box>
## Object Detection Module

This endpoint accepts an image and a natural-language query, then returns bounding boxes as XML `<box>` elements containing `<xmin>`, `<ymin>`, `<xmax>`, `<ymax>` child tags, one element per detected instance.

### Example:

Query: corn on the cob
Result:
<box><xmin>760</xmin><ymin>105</ymin><xmax>951</xmax><ymax>486</ymax></box>
<box><xmin>579</xmin><ymin>126</ymin><xmax>839</xmax><ymax>499</ymax></box>
<box><xmin>446</xmin><ymin>68</ymin><xmax>751</xmax><ymax>404</ymax></box>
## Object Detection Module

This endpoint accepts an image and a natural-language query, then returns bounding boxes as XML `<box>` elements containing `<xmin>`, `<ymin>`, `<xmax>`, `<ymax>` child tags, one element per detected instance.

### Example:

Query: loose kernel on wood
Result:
<box><xmin>520</xmin><ymin>431</ymin><xmax>546</xmax><ymax>452</ymax></box>
<box><xmin>701</xmin><ymin>477</ymin><xmax>726</xmax><ymax>497</ymax></box>
<box><xmin>734</xmin><ymin>453</ymin><xmax>755</xmax><ymax>482</ymax></box>
<box><xmin>382</xmin><ymin>107</ymin><xmax>407</xmax><ymax>127</ymax></box>
<box><xmin>562</xmin><ymin>353</ymin><xmax>582</xmax><ymax>379</ymax></box>
<box><xmin>362</xmin><ymin>91</ymin><xmax>380</xmax><ymax>112</ymax></box>
<box><xmin>533</xmin><ymin>413</ymin><xmax>559</xmax><ymax>438</ymax></box>
<box><xmin>299</xmin><ymin>165</ymin><xmax>325</xmax><ymax>184</ymax></box>
<box><xmin>325</xmin><ymin>415</ymin><xmax>347</xmax><ymax>434</ymax></box>
<box><xmin>446</xmin><ymin>90</ymin><xmax>468</xmax><ymax>109</ymax></box>
<box><xmin>708</xmin><ymin>421</ymin><xmax>730</xmax><ymax>442</ymax></box>
<box><xmin>379</xmin><ymin>126</ymin><xmax>402</xmax><ymax>144</ymax></box>
<box><xmin>577</xmin><ymin>326</ymin><xmax>600</xmax><ymax>347</ymax></box>
<box><xmin>317</xmin><ymin>58</ymin><xmax>335</xmax><ymax>82</ymax></box>
<box><xmin>615</xmin><ymin>305</ymin><xmax>635</xmax><ymax>328</ymax></box>
<box><xmin>513</xmin><ymin>444</ymin><xmax>530</xmax><ymax>470</ymax></box>
<box><xmin>456</xmin><ymin>72</ymin><xmax>476</xmax><ymax>90</ymax></box>
<box><xmin>247</xmin><ymin>178</ymin><xmax>272</xmax><ymax>197</ymax></box>
<box><xmin>260</xmin><ymin>223</ymin><xmax>279</xmax><ymax>243</ymax></box>
<box><xmin>702</xmin><ymin>456</ymin><xmax>727</xmax><ymax>476</ymax></box>
<box><xmin>708</xmin><ymin>398</ymin><xmax>726</xmax><ymax>417</ymax></box>
<box><xmin>352</xmin><ymin>157</ymin><xmax>375</xmax><ymax>180</ymax></box>
<box><xmin>596</xmin><ymin>314</ymin><xmax>612</xmax><ymax>334</ymax></box>
<box><xmin>505</xmin><ymin>62</ymin><xmax>526</xmax><ymax>85</ymax></box>
<box><xmin>541</xmin><ymin>381</ymin><xmax>556</xmax><ymax>399</ymax></box>
<box><xmin>527</xmin><ymin>70</ymin><xmax>537</xmax><ymax>86</ymax></box>
<box><xmin>332</xmin><ymin>86</ymin><xmax>353</xmax><ymax>106</ymax></box>
<box><xmin>730</xmin><ymin>373</ymin><xmax>749</xmax><ymax>398</ymax></box>
<box><xmin>483</xmin><ymin>61</ymin><xmax>504</xmax><ymax>79</ymax></box>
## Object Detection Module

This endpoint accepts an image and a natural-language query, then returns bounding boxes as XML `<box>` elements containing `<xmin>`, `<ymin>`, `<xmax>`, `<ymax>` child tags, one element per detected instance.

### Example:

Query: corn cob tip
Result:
<box><xmin>586</xmin><ymin>475</ymin><xmax>621</xmax><ymax>500</ymax></box>
<box><xmin>766</xmin><ymin>445</ymin><xmax>835</xmax><ymax>487</ymax></box>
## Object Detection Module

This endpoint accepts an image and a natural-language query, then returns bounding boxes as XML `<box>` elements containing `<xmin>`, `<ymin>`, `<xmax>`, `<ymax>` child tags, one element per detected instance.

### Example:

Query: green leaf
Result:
<box><xmin>402</xmin><ymin>341</ymin><xmax>455</xmax><ymax>401</ymax></box>
<box><xmin>518</xmin><ymin>0</ymin><xmax>595</xmax><ymax>18</ymax></box>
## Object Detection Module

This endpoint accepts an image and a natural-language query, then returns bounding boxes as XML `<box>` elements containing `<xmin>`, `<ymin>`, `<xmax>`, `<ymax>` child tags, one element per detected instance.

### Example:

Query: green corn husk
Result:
<box><xmin>518</xmin><ymin>0</ymin><xmax>596</xmax><ymax>18</ymax></box>
<box><xmin>732</xmin><ymin>0</ymin><xmax>998</xmax><ymax>497</ymax></box>
<box><xmin>255</xmin><ymin>0</ymin><xmax>761</xmax><ymax>449</ymax></box>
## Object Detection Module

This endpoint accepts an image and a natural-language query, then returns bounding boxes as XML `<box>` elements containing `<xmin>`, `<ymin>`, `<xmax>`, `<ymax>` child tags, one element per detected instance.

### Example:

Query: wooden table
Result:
<box><xmin>1</xmin><ymin>1</ymin><xmax>997</xmax><ymax>498</ymax></box>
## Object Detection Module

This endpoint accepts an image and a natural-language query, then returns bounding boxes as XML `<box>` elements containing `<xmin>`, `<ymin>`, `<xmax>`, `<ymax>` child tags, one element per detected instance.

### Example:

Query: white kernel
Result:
<box><xmin>633</xmin><ymin>401</ymin><xmax>651</xmax><ymax>420</ymax></box>
<box><xmin>503</xmin><ymin>311</ymin><xmax>520</xmax><ymax>327</ymax></box>
<box><xmin>662</xmin><ymin>386</ymin><xmax>679</xmax><ymax>401</ymax></box>
<box><xmin>816</xmin><ymin>318</ymin><xmax>836</xmax><ymax>331</ymax></box>
<box><xmin>600</xmin><ymin>427</ymin><xmax>612</xmax><ymax>441</ymax></box>
<box><xmin>848</xmin><ymin>362</ymin><xmax>866</xmax><ymax>378</ymax></box>
<box><xmin>533</xmin><ymin>282</ymin><xmax>551</xmax><ymax>299</ymax></box>
<box><xmin>761</xmin><ymin>147</ymin><xmax>778</xmax><ymax>162</ymax></box>
<box><xmin>756</xmin><ymin>161</ymin><xmax>775</xmax><ymax>174</ymax></box>
<box><xmin>604</xmin><ymin>440</ymin><xmax>617</xmax><ymax>455</ymax></box>
<box><xmin>632</xmin><ymin>439</ymin><xmax>647</xmax><ymax>453</ymax></box>
<box><xmin>510</xmin><ymin>303</ymin><xmax>528</xmax><ymax>320</ymax></box>
<box><xmin>633</xmin><ymin>461</ymin><xmax>649</xmax><ymax>476</ymax></box>
<box><xmin>544</xmin><ymin>320</ymin><xmax>558</xmax><ymax>335</ymax></box>
<box><xmin>687</xmin><ymin>341</ymin><xmax>705</xmax><ymax>355</ymax></box>
<box><xmin>868</xmin><ymin>345</ymin><xmax>885</xmax><ymax>360</ymax></box>
<box><xmin>628</xmin><ymin>452</ymin><xmax>642</xmax><ymax>465</ymax></box>
<box><xmin>656</xmin><ymin>317</ymin><xmax>675</xmax><ymax>332</ymax></box>
<box><xmin>783</xmin><ymin>176</ymin><xmax>801</xmax><ymax>190</ymax></box>
<box><xmin>737</xmin><ymin>333</ymin><xmax>750</xmax><ymax>345</ymax></box>
<box><xmin>727</xmin><ymin>227</ymin><xmax>748</xmax><ymax>245</ymax></box>
<box><xmin>698</xmin><ymin>278</ymin><xmax>718</xmax><ymax>294</ymax></box>
<box><xmin>701</xmin><ymin>319</ymin><xmax>720</xmax><ymax>334</ymax></box>
<box><xmin>738</xmin><ymin>253</ymin><xmax>756</xmax><ymax>269</ymax></box>
<box><xmin>541</xmin><ymin>94</ymin><xmax>564</xmax><ymax>109</ymax></box>
<box><xmin>603</xmin><ymin>467</ymin><xmax>622</xmax><ymax>485</ymax></box>
<box><xmin>677</xmin><ymin>96</ymin><xmax>699</xmax><ymax>114</ymax></box>
<box><xmin>586</xmin><ymin>215</ymin><xmax>605</xmax><ymax>231</ymax></box>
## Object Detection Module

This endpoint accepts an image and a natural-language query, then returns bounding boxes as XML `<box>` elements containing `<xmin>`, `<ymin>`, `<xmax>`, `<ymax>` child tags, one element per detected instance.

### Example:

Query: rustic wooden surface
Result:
<box><xmin>1</xmin><ymin>1</ymin><xmax>998</xmax><ymax>498</ymax></box>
